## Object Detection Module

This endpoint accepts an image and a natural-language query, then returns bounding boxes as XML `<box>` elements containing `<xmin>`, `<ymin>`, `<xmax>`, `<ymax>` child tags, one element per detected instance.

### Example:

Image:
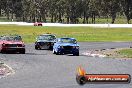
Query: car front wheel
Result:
<box><xmin>56</xmin><ymin>52</ymin><xmax>59</xmax><ymax>55</ymax></box>
<box><xmin>73</xmin><ymin>52</ymin><xmax>79</xmax><ymax>56</ymax></box>
<box><xmin>35</xmin><ymin>46</ymin><xmax>38</xmax><ymax>50</ymax></box>
<box><xmin>1</xmin><ymin>50</ymin><xmax>5</xmax><ymax>54</ymax></box>
<box><xmin>20</xmin><ymin>50</ymin><xmax>25</xmax><ymax>54</ymax></box>
<box><xmin>35</xmin><ymin>46</ymin><xmax>41</xmax><ymax>50</ymax></box>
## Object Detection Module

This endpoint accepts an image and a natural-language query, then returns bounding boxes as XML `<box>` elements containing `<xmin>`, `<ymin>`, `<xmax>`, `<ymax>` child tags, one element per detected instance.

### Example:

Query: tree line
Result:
<box><xmin>0</xmin><ymin>0</ymin><xmax>132</xmax><ymax>24</ymax></box>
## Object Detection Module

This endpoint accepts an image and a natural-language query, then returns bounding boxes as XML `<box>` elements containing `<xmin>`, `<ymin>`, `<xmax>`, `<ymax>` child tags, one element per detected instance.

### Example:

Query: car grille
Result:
<box><xmin>5</xmin><ymin>44</ymin><xmax>22</xmax><ymax>47</ymax></box>
<box><xmin>63</xmin><ymin>46</ymin><xmax>73</xmax><ymax>50</ymax></box>
<box><xmin>38</xmin><ymin>42</ymin><xmax>52</xmax><ymax>46</ymax></box>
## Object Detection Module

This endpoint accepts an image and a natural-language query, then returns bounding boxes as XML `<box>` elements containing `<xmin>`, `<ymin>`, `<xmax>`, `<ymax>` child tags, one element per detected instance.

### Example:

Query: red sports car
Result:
<box><xmin>0</xmin><ymin>36</ymin><xmax>25</xmax><ymax>54</ymax></box>
<box><xmin>34</xmin><ymin>22</ymin><xmax>43</xmax><ymax>26</ymax></box>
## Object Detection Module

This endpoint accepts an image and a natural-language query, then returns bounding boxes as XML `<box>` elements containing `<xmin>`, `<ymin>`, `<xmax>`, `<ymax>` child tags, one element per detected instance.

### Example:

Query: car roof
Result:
<box><xmin>58</xmin><ymin>38</ymin><xmax>76</xmax><ymax>40</ymax></box>
<box><xmin>1</xmin><ymin>35</ymin><xmax>21</xmax><ymax>37</ymax></box>
<box><xmin>39</xmin><ymin>34</ymin><xmax>56</xmax><ymax>36</ymax></box>
<box><xmin>0</xmin><ymin>35</ymin><xmax>22</xmax><ymax>40</ymax></box>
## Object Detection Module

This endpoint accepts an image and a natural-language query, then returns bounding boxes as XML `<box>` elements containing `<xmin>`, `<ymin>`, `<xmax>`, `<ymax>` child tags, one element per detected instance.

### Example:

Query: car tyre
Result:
<box><xmin>38</xmin><ymin>24</ymin><xmax>42</xmax><ymax>26</ymax></box>
<box><xmin>35</xmin><ymin>46</ymin><xmax>38</xmax><ymax>50</ymax></box>
<box><xmin>1</xmin><ymin>50</ymin><xmax>5</xmax><ymax>54</ymax></box>
<box><xmin>56</xmin><ymin>52</ymin><xmax>59</xmax><ymax>55</ymax></box>
<box><xmin>20</xmin><ymin>50</ymin><xmax>25</xmax><ymax>54</ymax></box>
<box><xmin>35</xmin><ymin>46</ymin><xmax>41</xmax><ymax>50</ymax></box>
<box><xmin>55</xmin><ymin>51</ymin><xmax>60</xmax><ymax>55</ymax></box>
<box><xmin>73</xmin><ymin>52</ymin><xmax>79</xmax><ymax>56</ymax></box>
<box><xmin>76</xmin><ymin>52</ymin><xmax>79</xmax><ymax>56</ymax></box>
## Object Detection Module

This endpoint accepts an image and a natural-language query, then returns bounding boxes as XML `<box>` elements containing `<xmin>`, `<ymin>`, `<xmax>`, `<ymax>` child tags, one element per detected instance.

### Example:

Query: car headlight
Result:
<box><xmin>76</xmin><ymin>46</ymin><xmax>79</xmax><ymax>49</ymax></box>
<box><xmin>22</xmin><ymin>44</ymin><xmax>25</xmax><ymax>47</ymax></box>
<box><xmin>2</xmin><ymin>43</ymin><xmax>6</xmax><ymax>47</ymax></box>
<box><xmin>73</xmin><ymin>46</ymin><xmax>76</xmax><ymax>48</ymax></box>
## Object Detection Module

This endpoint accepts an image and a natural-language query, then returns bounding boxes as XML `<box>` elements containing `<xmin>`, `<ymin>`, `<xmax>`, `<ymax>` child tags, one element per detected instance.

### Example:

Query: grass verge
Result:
<box><xmin>118</xmin><ymin>49</ymin><xmax>132</xmax><ymax>58</ymax></box>
<box><xmin>0</xmin><ymin>25</ymin><xmax>132</xmax><ymax>43</ymax></box>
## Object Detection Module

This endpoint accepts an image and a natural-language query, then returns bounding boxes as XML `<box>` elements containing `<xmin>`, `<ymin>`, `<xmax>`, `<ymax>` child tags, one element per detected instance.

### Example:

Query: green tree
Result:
<box><xmin>121</xmin><ymin>0</ymin><xmax>132</xmax><ymax>23</ymax></box>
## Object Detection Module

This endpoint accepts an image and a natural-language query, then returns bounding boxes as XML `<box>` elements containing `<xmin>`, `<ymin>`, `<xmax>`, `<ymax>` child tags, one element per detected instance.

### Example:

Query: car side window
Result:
<box><xmin>14</xmin><ymin>36</ymin><xmax>22</xmax><ymax>41</ymax></box>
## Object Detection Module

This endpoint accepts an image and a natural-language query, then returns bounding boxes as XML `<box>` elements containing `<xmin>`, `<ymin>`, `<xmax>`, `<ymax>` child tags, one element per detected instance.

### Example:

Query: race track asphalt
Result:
<box><xmin>0</xmin><ymin>42</ymin><xmax>132</xmax><ymax>88</ymax></box>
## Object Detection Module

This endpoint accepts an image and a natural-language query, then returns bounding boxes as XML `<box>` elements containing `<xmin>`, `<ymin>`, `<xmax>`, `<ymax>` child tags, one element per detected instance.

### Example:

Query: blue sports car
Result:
<box><xmin>53</xmin><ymin>38</ymin><xmax>79</xmax><ymax>56</ymax></box>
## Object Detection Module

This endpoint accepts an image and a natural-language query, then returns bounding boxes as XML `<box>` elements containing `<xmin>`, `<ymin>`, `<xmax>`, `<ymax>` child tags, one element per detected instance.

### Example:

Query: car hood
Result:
<box><xmin>58</xmin><ymin>43</ymin><xmax>79</xmax><ymax>46</ymax></box>
<box><xmin>36</xmin><ymin>40</ymin><xmax>55</xmax><ymax>42</ymax></box>
<box><xmin>2</xmin><ymin>40</ymin><xmax>24</xmax><ymax>44</ymax></box>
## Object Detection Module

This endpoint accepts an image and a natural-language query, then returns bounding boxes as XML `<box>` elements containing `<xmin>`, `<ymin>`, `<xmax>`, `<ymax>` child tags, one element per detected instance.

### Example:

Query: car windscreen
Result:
<box><xmin>38</xmin><ymin>35</ymin><xmax>56</xmax><ymax>40</ymax></box>
<box><xmin>1</xmin><ymin>36</ymin><xmax>22</xmax><ymax>41</ymax></box>
<box><xmin>59</xmin><ymin>38</ymin><xmax>77</xmax><ymax>43</ymax></box>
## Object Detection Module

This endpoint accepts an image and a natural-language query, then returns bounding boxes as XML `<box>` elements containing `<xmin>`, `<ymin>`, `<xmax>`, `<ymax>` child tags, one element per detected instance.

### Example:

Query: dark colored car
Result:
<box><xmin>35</xmin><ymin>34</ymin><xmax>56</xmax><ymax>50</ymax></box>
<box><xmin>53</xmin><ymin>38</ymin><xmax>79</xmax><ymax>56</ymax></box>
<box><xmin>0</xmin><ymin>35</ymin><xmax>25</xmax><ymax>54</ymax></box>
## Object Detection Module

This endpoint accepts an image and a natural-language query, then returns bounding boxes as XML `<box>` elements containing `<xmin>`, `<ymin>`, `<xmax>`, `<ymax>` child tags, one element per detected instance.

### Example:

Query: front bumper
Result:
<box><xmin>35</xmin><ymin>42</ymin><xmax>54</xmax><ymax>49</ymax></box>
<box><xmin>2</xmin><ymin>47</ymin><xmax>25</xmax><ymax>52</ymax></box>
<box><xmin>57</xmin><ymin>48</ymin><xmax>79</xmax><ymax>54</ymax></box>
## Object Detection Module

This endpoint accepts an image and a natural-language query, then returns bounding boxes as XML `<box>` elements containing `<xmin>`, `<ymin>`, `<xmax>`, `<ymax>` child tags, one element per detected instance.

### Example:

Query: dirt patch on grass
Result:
<box><xmin>83</xmin><ymin>48</ymin><xmax>132</xmax><ymax>59</ymax></box>
<box><xmin>96</xmin><ymin>48</ymin><xmax>125</xmax><ymax>58</ymax></box>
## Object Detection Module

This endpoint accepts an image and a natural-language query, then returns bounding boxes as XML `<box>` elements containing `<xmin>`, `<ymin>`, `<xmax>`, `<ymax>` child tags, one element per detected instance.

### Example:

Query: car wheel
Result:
<box><xmin>20</xmin><ymin>50</ymin><xmax>25</xmax><ymax>54</ymax></box>
<box><xmin>35</xmin><ymin>46</ymin><xmax>41</xmax><ymax>50</ymax></box>
<box><xmin>1</xmin><ymin>50</ymin><xmax>5</xmax><ymax>54</ymax></box>
<box><xmin>55</xmin><ymin>51</ymin><xmax>60</xmax><ymax>55</ymax></box>
<box><xmin>35</xmin><ymin>46</ymin><xmax>38</xmax><ymax>50</ymax></box>
<box><xmin>76</xmin><ymin>52</ymin><xmax>79</xmax><ymax>56</ymax></box>
<box><xmin>56</xmin><ymin>52</ymin><xmax>59</xmax><ymax>55</ymax></box>
<box><xmin>73</xmin><ymin>52</ymin><xmax>79</xmax><ymax>56</ymax></box>
<box><xmin>60</xmin><ymin>52</ymin><xmax>64</xmax><ymax>55</ymax></box>
<box><xmin>38</xmin><ymin>24</ymin><xmax>42</xmax><ymax>26</ymax></box>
